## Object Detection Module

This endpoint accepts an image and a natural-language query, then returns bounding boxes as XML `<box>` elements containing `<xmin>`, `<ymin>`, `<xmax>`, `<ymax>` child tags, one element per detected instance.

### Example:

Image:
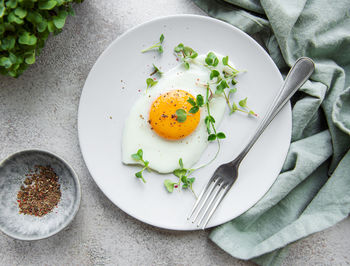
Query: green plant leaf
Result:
<box><xmin>159</xmin><ymin>33</ymin><xmax>164</xmax><ymax>43</ymax></box>
<box><xmin>222</xmin><ymin>56</ymin><xmax>228</xmax><ymax>65</ymax></box>
<box><xmin>189</xmin><ymin>106</ymin><xmax>199</xmax><ymax>114</ymax></box>
<box><xmin>179</xmin><ymin>158</ymin><xmax>184</xmax><ymax>169</ymax></box>
<box><xmin>239</xmin><ymin>97</ymin><xmax>248</xmax><ymax>108</ymax></box>
<box><xmin>164</xmin><ymin>179</ymin><xmax>176</xmax><ymax>193</ymax></box>
<box><xmin>53</xmin><ymin>10</ymin><xmax>67</xmax><ymax>29</ymax></box>
<box><xmin>210</xmin><ymin>69</ymin><xmax>220</xmax><ymax>80</ymax></box>
<box><xmin>39</xmin><ymin>0</ymin><xmax>57</xmax><ymax>10</ymax></box>
<box><xmin>215</xmin><ymin>80</ymin><xmax>229</xmax><ymax>95</ymax></box>
<box><xmin>208</xmin><ymin>134</ymin><xmax>217</xmax><ymax>141</ymax></box>
<box><xmin>14</xmin><ymin>7</ymin><xmax>27</xmax><ymax>18</ymax></box>
<box><xmin>196</xmin><ymin>94</ymin><xmax>204</xmax><ymax>106</ymax></box>
<box><xmin>5</xmin><ymin>0</ymin><xmax>17</xmax><ymax>9</ymax></box>
<box><xmin>1</xmin><ymin>36</ymin><xmax>16</xmax><ymax>50</ymax></box>
<box><xmin>0</xmin><ymin>57</ymin><xmax>12</xmax><ymax>68</ymax></box>
<box><xmin>173</xmin><ymin>168</ymin><xmax>187</xmax><ymax>178</ymax></box>
<box><xmin>217</xmin><ymin>132</ymin><xmax>226</xmax><ymax>139</ymax></box>
<box><xmin>25</xmin><ymin>51</ymin><xmax>35</xmax><ymax>64</ymax></box>
<box><xmin>18</xmin><ymin>31</ymin><xmax>37</xmax><ymax>45</ymax></box>
<box><xmin>175</xmin><ymin>109</ymin><xmax>187</xmax><ymax>122</ymax></box>
<box><xmin>187</xmin><ymin>97</ymin><xmax>196</xmax><ymax>106</ymax></box>
<box><xmin>8</xmin><ymin>12</ymin><xmax>23</xmax><ymax>24</ymax></box>
<box><xmin>205</xmin><ymin>52</ymin><xmax>219</xmax><ymax>66</ymax></box>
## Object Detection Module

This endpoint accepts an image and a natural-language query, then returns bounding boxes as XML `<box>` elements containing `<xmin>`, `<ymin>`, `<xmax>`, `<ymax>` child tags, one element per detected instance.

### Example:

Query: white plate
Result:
<box><xmin>78</xmin><ymin>15</ymin><xmax>291</xmax><ymax>230</ymax></box>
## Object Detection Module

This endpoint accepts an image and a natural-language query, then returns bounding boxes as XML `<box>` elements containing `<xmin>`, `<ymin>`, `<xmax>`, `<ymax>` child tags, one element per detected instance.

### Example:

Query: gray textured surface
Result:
<box><xmin>0</xmin><ymin>0</ymin><xmax>349</xmax><ymax>265</ymax></box>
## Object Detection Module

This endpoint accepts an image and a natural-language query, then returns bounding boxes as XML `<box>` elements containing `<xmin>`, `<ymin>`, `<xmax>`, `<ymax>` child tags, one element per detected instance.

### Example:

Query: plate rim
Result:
<box><xmin>78</xmin><ymin>14</ymin><xmax>291</xmax><ymax>231</ymax></box>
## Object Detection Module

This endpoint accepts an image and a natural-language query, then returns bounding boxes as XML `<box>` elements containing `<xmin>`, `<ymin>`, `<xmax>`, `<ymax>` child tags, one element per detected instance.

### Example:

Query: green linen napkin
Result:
<box><xmin>193</xmin><ymin>0</ymin><xmax>350</xmax><ymax>265</ymax></box>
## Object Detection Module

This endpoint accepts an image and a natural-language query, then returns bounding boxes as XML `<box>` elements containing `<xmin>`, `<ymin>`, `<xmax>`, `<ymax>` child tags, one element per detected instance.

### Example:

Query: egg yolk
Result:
<box><xmin>149</xmin><ymin>89</ymin><xmax>200</xmax><ymax>140</ymax></box>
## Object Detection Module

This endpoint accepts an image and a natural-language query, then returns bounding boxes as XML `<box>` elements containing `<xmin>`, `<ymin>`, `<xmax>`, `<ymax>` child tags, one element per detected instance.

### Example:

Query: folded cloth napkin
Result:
<box><xmin>193</xmin><ymin>0</ymin><xmax>350</xmax><ymax>265</ymax></box>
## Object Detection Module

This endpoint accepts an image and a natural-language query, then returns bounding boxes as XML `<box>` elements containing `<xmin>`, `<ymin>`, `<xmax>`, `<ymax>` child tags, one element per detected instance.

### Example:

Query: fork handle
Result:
<box><xmin>232</xmin><ymin>57</ymin><xmax>315</xmax><ymax>164</ymax></box>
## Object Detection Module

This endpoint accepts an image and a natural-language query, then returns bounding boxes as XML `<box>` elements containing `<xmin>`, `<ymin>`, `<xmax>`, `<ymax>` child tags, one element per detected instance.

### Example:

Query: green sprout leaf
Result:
<box><xmin>175</xmin><ymin>109</ymin><xmax>187</xmax><ymax>123</ymax></box>
<box><xmin>215</xmin><ymin>80</ymin><xmax>229</xmax><ymax>95</ymax></box>
<box><xmin>189</xmin><ymin>106</ymin><xmax>199</xmax><ymax>114</ymax></box>
<box><xmin>174</xmin><ymin>43</ymin><xmax>198</xmax><ymax>69</ymax></box>
<box><xmin>146</xmin><ymin>78</ymin><xmax>158</xmax><ymax>90</ymax></box>
<box><xmin>151</xmin><ymin>64</ymin><xmax>163</xmax><ymax>76</ymax></box>
<box><xmin>141</xmin><ymin>33</ymin><xmax>165</xmax><ymax>53</ymax></box>
<box><xmin>164</xmin><ymin>179</ymin><xmax>176</xmax><ymax>193</ymax></box>
<box><xmin>239</xmin><ymin>97</ymin><xmax>248</xmax><ymax>108</ymax></box>
<box><xmin>179</xmin><ymin>158</ymin><xmax>184</xmax><ymax>169</ymax></box>
<box><xmin>222</xmin><ymin>56</ymin><xmax>229</xmax><ymax>66</ymax></box>
<box><xmin>208</xmin><ymin>134</ymin><xmax>217</xmax><ymax>141</ymax></box>
<box><xmin>187</xmin><ymin>97</ymin><xmax>196</xmax><ymax>106</ymax></box>
<box><xmin>210</xmin><ymin>69</ymin><xmax>220</xmax><ymax>80</ymax></box>
<box><xmin>196</xmin><ymin>94</ymin><xmax>204</xmax><ymax>107</ymax></box>
<box><xmin>205</xmin><ymin>52</ymin><xmax>219</xmax><ymax>67</ymax></box>
<box><xmin>217</xmin><ymin>132</ymin><xmax>226</xmax><ymax>139</ymax></box>
<box><xmin>131</xmin><ymin>149</ymin><xmax>149</xmax><ymax>183</ymax></box>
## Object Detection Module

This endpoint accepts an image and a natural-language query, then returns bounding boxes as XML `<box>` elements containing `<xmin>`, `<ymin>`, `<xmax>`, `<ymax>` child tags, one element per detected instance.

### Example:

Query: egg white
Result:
<box><xmin>122</xmin><ymin>54</ymin><xmax>229</xmax><ymax>173</ymax></box>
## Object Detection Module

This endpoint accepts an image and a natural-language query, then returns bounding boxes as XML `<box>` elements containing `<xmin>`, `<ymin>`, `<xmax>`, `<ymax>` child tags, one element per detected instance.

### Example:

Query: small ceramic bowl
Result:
<box><xmin>0</xmin><ymin>149</ymin><xmax>81</xmax><ymax>240</ymax></box>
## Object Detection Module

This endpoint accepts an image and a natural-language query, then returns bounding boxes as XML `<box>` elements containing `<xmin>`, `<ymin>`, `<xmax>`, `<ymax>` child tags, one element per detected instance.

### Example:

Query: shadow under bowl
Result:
<box><xmin>0</xmin><ymin>149</ymin><xmax>81</xmax><ymax>240</ymax></box>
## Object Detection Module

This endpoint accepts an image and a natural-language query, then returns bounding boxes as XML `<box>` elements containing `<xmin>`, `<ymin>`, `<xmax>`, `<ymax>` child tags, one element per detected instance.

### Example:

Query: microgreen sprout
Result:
<box><xmin>164</xmin><ymin>158</ymin><xmax>196</xmax><ymax>197</ymax></box>
<box><xmin>150</xmin><ymin>64</ymin><xmax>163</xmax><ymax>76</ymax></box>
<box><xmin>175</xmin><ymin>95</ymin><xmax>204</xmax><ymax>123</ymax></box>
<box><xmin>174</xmin><ymin>43</ymin><xmax>198</xmax><ymax>69</ymax></box>
<box><xmin>131</xmin><ymin>149</ymin><xmax>150</xmax><ymax>183</ymax></box>
<box><xmin>142</xmin><ymin>34</ymin><xmax>164</xmax><ymax>53</ymax></box>
<box><xmin>146</xmin><ymin>77</ymin><xmax>158</xmax><ymax>92</ymax></box>
<box><xmin>205</xmin><ymin>52</ymin><xmax>219</xmax><ymax>67</ymax></box>
<box><xmin>204</xmin><ymin>85</ymin><xmax>226</xmax><ymax>141</ymax></box>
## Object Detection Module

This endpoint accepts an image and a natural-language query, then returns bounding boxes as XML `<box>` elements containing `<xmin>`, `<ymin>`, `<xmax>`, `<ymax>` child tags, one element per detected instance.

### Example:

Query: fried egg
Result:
<box><xmin>122</xmin><ymin>54</ymin><xmax>227</xmax><ymax>173</ymax></box>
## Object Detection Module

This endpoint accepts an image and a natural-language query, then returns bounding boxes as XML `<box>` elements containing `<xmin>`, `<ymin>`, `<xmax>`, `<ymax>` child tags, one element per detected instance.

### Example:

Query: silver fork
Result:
<box><xmin>188</xmin><ymin>57</ymin><xmax>315</xmax><ymax>229</ymax></box>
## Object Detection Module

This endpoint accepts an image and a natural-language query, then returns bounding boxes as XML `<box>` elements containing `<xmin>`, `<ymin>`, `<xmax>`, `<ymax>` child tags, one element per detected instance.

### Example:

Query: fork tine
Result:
<box><xmin>189</xmin><ymin>178</ymin><xmax>218</xmax><ymax>222</ymax></box>
<box><xmin>196</xmin><ymin>181</ymin><xmax>224</xmax><ymax>227</ymax></box>
<box><xmin>201</xmin><ymin>185</ymin><xmax>230</xmax><ymax>229</ymax></box>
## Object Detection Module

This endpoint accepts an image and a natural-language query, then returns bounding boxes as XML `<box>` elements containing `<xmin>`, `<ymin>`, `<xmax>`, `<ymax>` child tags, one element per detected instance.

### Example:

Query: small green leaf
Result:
<box><xmin>183</xmin><ymin>61</ymin><xmax>190</xmax><ymax>69</ymax></box>
<box><xmin>5</xmin><ymin>0</ymin><xmax>17</xmax><ymax>9</ymax></box>
<box><xmin>188</xmin><ymin>177</ymin><xmax>195</xmax><ymax>184</ymax></box>
<box><xmin>135</xmin><ymin>171</ymin><xmax>142</xmax><ymax>178</ymax></box>
<box><xmin>173</xmin><ymin>168</ymin><xmax>187</xmax><ymax>178</ymax></box>
<box><xmin>229</xmin><ymin>88</ymin><xmax>237</xmax><ymax>96</ymax></box>
<box><xmin>137</xmin><ymin>149</ymin><xmax>143</xmax><ymax>158</ymax></box>
<box><xmin>174</xmin><ymin>43</ymin><xmax>184</xmax><ymax>53</ymax></box>
<box><xmin>131</xmin><ymin>154</ymin><xmax>141</xmax><ymax>161</ymax></box>
<box><xmin>18</xmin><ymin>32</ymin><xmax>37</xmax><ymax>45</ymax></box>
<box><xmin>208</xmin><ymin>134</ymin><xmax>217</xmax><ymax>141</ymax></box>
<box><xmin>182</xmin><ymin>183</ymin><xmax>188</xmax><ymax>189</ymax></box>
<box><xmin>146</xmin><ymin>78</ymin><xmax>157</xmax><ymax>88</ymax></box>
<box><xmin>164</xmin><ymin>179</ymin><xmax>176</xmax><ymax>193</ymax></box>
<box><xmin>231</xmin><ymin>78</ymin><xmax>237</xmax><ymax>85</ymax></box>
<box><xmin>217</xmin><ymin>132</ymin><xmax>226</xmax><ymax>139</ymax></box>
<box><xmin>53</xmin><ymin>10</ymin><xmax>68</xmax><ymax>29</ymax></box>
<box><xmin>239</xmin><ymin>97</ymin><xmax>248</xmax><ymax>108</ymax></box>
<box><xmin>175</xmin><ymin>109</ymin><xmax>187</xmax><ymax>123</ymax></box>
<box><xmin>181</xmin><ymin>175</ymin><xmax>187</xmax><ymax>183</ymax></box>
<box><xmin>14</xmin><ymin>7</ymin><xmax>27</xmax><ymax>19</ymax></box>
<box><xmin>158</xmin><ymin>45</ymin><xmax>163</xmax><ymax>53</ymax></box>
<box><xmin>47</xmin><ymin>21</ymin><xmax>55</xmax><ymax>32</ymax></box>
<box><xmin>1</xmin><ymin>36</ymin><xmax>16</xmax><ymax>50</ymax></box>
<box><xmin>25</xmin><ymin>51</ymin><xmax>35</xmax><ymax>64</ymax></box>
<box><xmin>0</xmin><ymin>57</ymin><xmax>12</xmax><ymax>68</ymax></box>
<box><xmin>205</xmin><ymin>52</ymin><xmax>219</xmax><ymax>66</ymax></box>
<box><xmin>222</xmin><ymin>56</ymin><xmax>229</xmax><ymax>66</ymax></box>
<box><xmin>215</xmin><ymin>80</ymin><xmax>229</xmax><ymax>95</ymax></box>
<box><xmin>37</xmin><ymin>20</ymin><xmax>48</xmax><ymax>32</ymax></box>
<box><xmin>189</xmin><ymin>106</ymin><xmax>199</xmax><ymax>114</ymax></box>
<box><xmin>187</xmin><ymin>97</ymin><xmax>196</xmax><ymax>106</ymax></box>
<box><xmin>39</xmin><ymin>0</ymin><xmax>57</xmax><ymax>10</ymax></box>
<box><xmin>152</xmin><ymin>64</ymin><xmax>163</xmax><ymax>75</ymax></box>
<box><xmin>8</xmin><ymin>12</ymin><xmax>23</xmax><ymax>24</ymax></box>
<box><xmin>159</xmin><ymin>34</ymin><xmax>164</xmax><ymax>43</ymax></box>
<box><xmin>189</xmin><ymin>52</ymin><xmax>198</xmax><ymax>59</ymax></box>
<box><xmin>210</xmin><ymin>69</ymin><xmax>220</xmax><ymax>80</ymax></box>
<box><xmin>196</xmin><ymin>94</ymin><xmax>204</xmax><ymax>107</ymax></box>
<box><xmin>230</xmin><ymin>102</ymin><xmax>238</xmax><ymax>114</ymax></box>
<box><xmin>179</xmin><ymin>158</ymin><xmax>184</xmax><ymax>169</ymax></box>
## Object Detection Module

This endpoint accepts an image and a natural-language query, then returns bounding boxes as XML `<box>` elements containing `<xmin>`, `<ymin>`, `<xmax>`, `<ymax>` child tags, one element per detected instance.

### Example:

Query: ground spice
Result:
<box><xmin>17</xmin><ymin>165</ymin><xmax>61</xmax><ymax>217</ymax></box>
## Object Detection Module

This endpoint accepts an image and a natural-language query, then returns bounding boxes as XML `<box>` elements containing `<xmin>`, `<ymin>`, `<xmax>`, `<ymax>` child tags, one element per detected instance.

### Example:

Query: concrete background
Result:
<box><xmin>0</xmin><ymin>0</ymin><xmax>349</xmax><ymax>265</ymax></box>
